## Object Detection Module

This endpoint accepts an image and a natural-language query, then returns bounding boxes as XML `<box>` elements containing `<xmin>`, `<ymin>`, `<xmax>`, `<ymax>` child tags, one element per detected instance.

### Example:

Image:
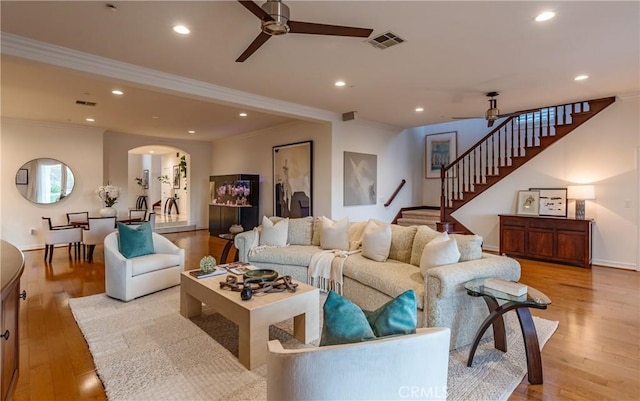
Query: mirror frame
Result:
<box><xmin>15</xmin><ymin>158</ymin><xmax>76</xmax><ymax>205</ymax></box>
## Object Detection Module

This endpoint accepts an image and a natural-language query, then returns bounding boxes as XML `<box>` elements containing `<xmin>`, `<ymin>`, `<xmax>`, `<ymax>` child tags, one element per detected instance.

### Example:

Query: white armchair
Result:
<box><xmin>267</xmin><ymin>327</ymin><xmax>450</xmax><ymax>401</ymax></box>
<box><xmin>104</xmin><ymin>231</ymin><xmax>185</xmax><ymax>302</ymax></box>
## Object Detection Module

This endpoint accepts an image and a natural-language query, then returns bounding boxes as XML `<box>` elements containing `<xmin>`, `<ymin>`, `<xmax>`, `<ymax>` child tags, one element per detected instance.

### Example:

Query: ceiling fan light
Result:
<box><xmin>486</xmin><ymin>108</ymin><xmax>499</xmax><ymax>120</ymax></box>
<box><xmin>261</xmin><ymin>0</ymin><xmax>290</xmax><ymax>35</ymax></box>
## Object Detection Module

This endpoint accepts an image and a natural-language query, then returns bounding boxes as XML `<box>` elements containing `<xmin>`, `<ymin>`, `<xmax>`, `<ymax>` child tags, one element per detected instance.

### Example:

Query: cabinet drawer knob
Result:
<box><xmin>19</xmin><ymin>290</ymin><xmax>27</xmax><ymax>300</ymax></box>
<box><xmin>1</xmin><ymin>330</ymin><xmax>9</xmax><ymax>340</ymax></box>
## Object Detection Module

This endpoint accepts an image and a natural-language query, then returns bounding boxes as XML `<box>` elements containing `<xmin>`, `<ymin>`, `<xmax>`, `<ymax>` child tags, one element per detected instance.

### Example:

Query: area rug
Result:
<box><xmin>70</xmin><ymin>287</ymin><xmax>558</xmax><ymax>401</ymax></box>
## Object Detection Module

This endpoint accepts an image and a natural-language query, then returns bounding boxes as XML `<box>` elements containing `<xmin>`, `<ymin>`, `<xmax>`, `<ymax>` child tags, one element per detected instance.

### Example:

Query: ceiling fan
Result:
<box><xmin>235</xmin><ymin>0</ymin><xmax>374</xmax><ymax>62</ymax></box>
<box><xmin>452</xmin><ymin>92</ymin><xmax>516</xmax><ymax>127</ymax></box>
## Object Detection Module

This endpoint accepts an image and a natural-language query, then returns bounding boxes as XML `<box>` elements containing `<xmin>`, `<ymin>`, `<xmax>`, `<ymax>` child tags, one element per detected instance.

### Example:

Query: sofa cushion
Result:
<box><xmin>249</xmin><ymin>245</ymin><xmax>322</xmax><ymax>267</ymax></box>
<box><xmin>342</xmin><ymin>254</ymin><xmax>424</xmax><ymax>310</ymax></box>
<box><xmin>260</xmin><ymin>216</ymin><xmax>288</xmax><ymax>247</ymax></box>
<box><xmin>420</xmin><ymin>233</ymin><xmax>461</xmax><ymax>277</ymax></box>
<box><xmin>131</xmin><ymin>253</ymin><xmax>182</xmax><ymax>276</ymax></box>
<box><xmin>311</xmin><ymin>216</ymin><xmax>322</xmax><ymax>246</ymax></box>
<box><xmin>361</xmin><ymin>220</ymin><xmax>392</xmax><ymax>262</ymax></box>
<box><xmin>117</xmin><ymin>222</ymin><xmax>154</xmax><ymax>259</ymax></box>
<box><xmin>450</xmin><ymin>234</ymin><xmax>483</xmax><ymax>261</ymax></box>
<box><xmin>271</xmin><ymin>216</ymin><xmax>313</xmax><ymax>245</ymax></box>
<box><xmin>388</xmin><ymin>224</ymin><xmax>417</xmax><ymax>264</ymax></box>
<box><xmin>320</xmin><ymin>290</ymin><xmax>375</xmax><ymax>346</ymax></box>
<box><xmin>320</xmin><ymin>216</ymin><xmax>349</xmax><ymax>250</ymax></box>
<box><xmin>410</xmin><ymin>225</ymin><xmax>442</xmax><ymax>266</ymax></box>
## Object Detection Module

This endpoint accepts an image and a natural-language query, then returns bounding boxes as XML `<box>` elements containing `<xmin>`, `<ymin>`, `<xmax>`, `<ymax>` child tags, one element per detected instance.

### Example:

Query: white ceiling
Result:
<box><xmin>1</xmin><ymin>1</ymin><xmax>639</xmax><ymax>141</ymax></box>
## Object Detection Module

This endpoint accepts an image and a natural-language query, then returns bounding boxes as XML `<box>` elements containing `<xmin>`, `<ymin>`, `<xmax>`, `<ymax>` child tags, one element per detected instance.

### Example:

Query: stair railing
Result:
<box><xmin>385</xmin><ymin>179</ymin><xmax>406</xmax><ymax>207</ymax></box>
<box><xmin>439</xmin><ymin>99</ymin><xmax>597</xmax><ymax>222</ymax></box>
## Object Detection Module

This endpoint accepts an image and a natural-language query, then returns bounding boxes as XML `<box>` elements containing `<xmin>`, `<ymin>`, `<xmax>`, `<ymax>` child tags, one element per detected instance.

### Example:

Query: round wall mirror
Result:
<box><xmin>15</xmin><ymin>158</ymin><xmax>75</xmax><ymax>204</ymax></box>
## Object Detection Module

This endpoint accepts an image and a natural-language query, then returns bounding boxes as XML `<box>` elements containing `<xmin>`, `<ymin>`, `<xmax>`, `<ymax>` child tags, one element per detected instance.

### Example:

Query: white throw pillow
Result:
<box><xmin>419</xmin><ymin>232</ymin><xmax>461</xmax><ymax>277</ymax></box>
<box><xmin>320</xmin><ymin>216</ymin><xmax>349</xmax><ymax>250</ymax></box>
<box><xmin>361</xmin><ymin>220</ymin><xmax>392</xmax><ymax>262</ymax></box>
<box><xmin>259</xmin><ymin>216</ymin><xmax>289</xmax><ymax>247</ymax></box>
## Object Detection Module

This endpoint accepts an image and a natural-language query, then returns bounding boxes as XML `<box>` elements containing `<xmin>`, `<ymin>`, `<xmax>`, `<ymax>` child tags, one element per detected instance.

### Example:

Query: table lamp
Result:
<box><xmin>567</xmin><ymin>185</ymin><xmax>595</xmax><ymax>219</ymax></box>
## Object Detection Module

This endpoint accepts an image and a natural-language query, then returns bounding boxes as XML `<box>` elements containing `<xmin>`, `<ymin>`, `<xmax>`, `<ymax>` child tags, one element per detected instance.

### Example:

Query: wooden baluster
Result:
<box><xmin>499</xmin><ymin>127</ymin><xmax>503</xmax><ymax>168</ymax></box>
<box><xmin>485</xmin><ymin>140</ymin><xmax>489</xmax><ymax>177</ymax></box>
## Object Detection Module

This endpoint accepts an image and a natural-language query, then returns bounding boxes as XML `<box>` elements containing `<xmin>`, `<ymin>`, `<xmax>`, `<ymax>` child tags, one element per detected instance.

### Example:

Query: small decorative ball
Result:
<box><xmin>199</xmin><ymin>255</ymin><xmax>217</xmax><ymax>273</ymax></box>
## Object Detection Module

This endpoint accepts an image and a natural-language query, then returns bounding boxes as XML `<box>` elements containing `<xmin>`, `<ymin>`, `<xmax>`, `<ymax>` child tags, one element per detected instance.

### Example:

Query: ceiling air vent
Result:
<box><xmin>75</xmin><ymin>100</ymin><xmax>97</xmax><ymax>106</ymax></box>
<box><xmin>367</xmin><ymin>31</ymin><xmax>405</xmax><ymax>49</ymax></box>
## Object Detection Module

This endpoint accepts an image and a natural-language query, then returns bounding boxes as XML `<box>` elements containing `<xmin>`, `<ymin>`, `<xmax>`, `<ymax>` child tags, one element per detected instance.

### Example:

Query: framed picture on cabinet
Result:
<box><xmin>273</xmin><ymin>141</ymin><xmax>313</xmax><ymax>218</ymax></box>
<box><xmin>529</xmin><ymin>187</ymin><xmax>567</xmax><ymax>217</ymax></box>
<box><xmin>516</xmin><ymin>190</ymin><xmax>540</xmax><ymax>216</ymax></box>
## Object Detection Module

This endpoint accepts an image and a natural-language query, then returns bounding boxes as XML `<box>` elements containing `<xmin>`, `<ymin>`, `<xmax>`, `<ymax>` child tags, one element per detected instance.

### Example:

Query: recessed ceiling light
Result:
<box><xmin>239</xmin><ymin>112</ymin><xmax>248</xmax><ymax>117</ymax></box>
<box><xmin>334</xmin><ymin>81</ymin><xmax>346</xmax><ymax>87</ymax></box>
<box><xmin>415</xmin><ymin>107</ymin><xmax>424</xmax><ymax>112</ymax></box>
<box><xmin>173</xmin><ymin>25</ymin><xmax>190</xmax><ymax>35</ymax></box>
<box><xmin>149</xmin><ymin>150</ymin><xmax>155</xmax><ymax>154</ymax></box>
<box><xmin>574</xmin><ymin>75</ymin><xmax>589</xmax><ymax>81</ymax></box>
<box><xmin>151</xmin><ymin>116</ymin><xmax>159</xmax><ymax>119</ymax></box>
<box><xmin>85</xmin><ymin>117</ymin><xmax>95</xmax><ymax>122</ymax></box>
<box><xmin>535</xmin><ymin>11</ymin><xmax>555</xmax><ymax>22</ymax></box>
<box><xmin>188</xmin><ymin>130</ymin><xmax>195</xmax><ymax>134</ymax></box>
<box><xmin>111</xmin><ymin>89</ymin><xmax>124</xmax><ymax>95</ymax></box>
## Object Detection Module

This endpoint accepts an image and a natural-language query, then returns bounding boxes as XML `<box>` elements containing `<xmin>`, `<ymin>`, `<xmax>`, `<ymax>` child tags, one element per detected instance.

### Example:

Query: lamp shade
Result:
<box><xmin>567</xmin><ymin>185</ymin><xmax>595</xmax><ymax>200</ymax></box>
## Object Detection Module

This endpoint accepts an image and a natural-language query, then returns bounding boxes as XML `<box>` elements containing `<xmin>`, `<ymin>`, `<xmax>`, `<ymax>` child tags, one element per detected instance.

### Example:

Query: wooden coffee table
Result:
<box><xmin>180</xmin><ymin>271</ymin><xmax>320</xmax><ymax>370</ymax></box>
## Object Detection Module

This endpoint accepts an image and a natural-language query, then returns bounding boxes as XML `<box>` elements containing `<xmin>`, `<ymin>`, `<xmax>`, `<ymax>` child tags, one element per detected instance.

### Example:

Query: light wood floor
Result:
<box><xmin>12</xmin><ymin>230</ymin><xmax>640</xmax><ymax>401</ymax></box>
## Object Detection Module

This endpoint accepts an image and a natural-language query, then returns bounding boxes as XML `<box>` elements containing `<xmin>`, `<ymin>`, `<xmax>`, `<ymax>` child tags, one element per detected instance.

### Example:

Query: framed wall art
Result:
<box><xmin>15</xmin><ymin>168</ymin><xmax>28</xmax><ymax>185</ymax></box>
<box><xmin>516</xmin><ymin>190</ymin><xmax>540</xmax><ymax>216</ymax></box>
<box><xmin>142</xmin><ymin>169</ymin><xmax>149</xmax><ymax>189</ymax></box>
<box><xmin>344</xmin><ymin>151</ymin><xmax>377</xmax><ymax>206</ymax></box>
<box><xmin>425</xmin><ymin>131</ymin><xmax>457</xmax><ymax>178</ymax></box>
<box><xmin>173</xmin><ymin>165</ymin><xmax>180</xmax><ymax>189</ymax></box>
<box><xmin>273</xmin><ymin>141</ymin><xmax>313</xmax><ymax>218</ymax></box>
<box><xmin>530</xmin><ymin>187</ymin><xmax>567</xmax><ymax>217</ymax></box>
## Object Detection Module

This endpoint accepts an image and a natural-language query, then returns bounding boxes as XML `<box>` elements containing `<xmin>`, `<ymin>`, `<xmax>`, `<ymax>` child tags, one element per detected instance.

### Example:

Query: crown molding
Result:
<box><xmin>1</xmin><ymin>116</ymin><xmax>107</xmax><ymax>134</ymax></box>
<box><xmin>1</xmin><ymin>33</ymin><xmax>340</xmax><ymax>124</ymax></box>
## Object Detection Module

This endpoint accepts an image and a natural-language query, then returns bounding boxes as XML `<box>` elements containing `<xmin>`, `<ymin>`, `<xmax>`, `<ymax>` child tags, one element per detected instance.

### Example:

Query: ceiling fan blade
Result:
<box><xmin>236</xmin><ymin>32</ymin><xmax>272</xmax><ymax>62</ymax></box>
<box><xmin>487</xmin><ymin>119</ymin><xmax>495</xmax><ymax>128</ymax></box>
<box><xmin>288</xmin><ymin>20</ymin><xmax>373</xmax><ymax>37</ymax></box>
<box><xmin>237</xmin><ymin>0</ymin><xmax>273</xmax><ymax>21</ymax></box>
<box><xmin>451</xmin><ymin>116</ymin><xmax>483</xmax><ymax>120</ymax></box>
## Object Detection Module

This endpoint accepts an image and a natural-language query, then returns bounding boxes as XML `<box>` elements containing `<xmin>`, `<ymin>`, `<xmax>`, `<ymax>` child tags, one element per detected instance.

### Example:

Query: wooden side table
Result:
<box><xmin>464</xmin><ymin>278</ymin><xmax>551</xmax><ymax>384</ymax></box>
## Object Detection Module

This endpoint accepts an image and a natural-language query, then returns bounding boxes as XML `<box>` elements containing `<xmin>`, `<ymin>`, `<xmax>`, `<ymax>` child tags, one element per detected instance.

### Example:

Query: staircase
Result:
<box><xmin>439</xmin><ymin>96</ymin><xmax>615</xmax><ymax>232</ymax></box>
<box><xmin>396</xmin><ymin>208</ymin><xmax>440</xmax><ymax>230</ymax></box>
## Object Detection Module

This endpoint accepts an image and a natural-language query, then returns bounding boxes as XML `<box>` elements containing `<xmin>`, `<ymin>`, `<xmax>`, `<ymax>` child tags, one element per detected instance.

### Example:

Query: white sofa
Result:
<box><xmin>235</xmin><ymin>217</ymin><xmax>520</xmax><ymax>350</ymax></box>
<box><xmin>104</xmin><ymin>231</ymin><xmax>185</xmax><ymax>302</ymax></box>
<box><xmin>267</xmin><ymin>327</ymin><xmax>450</xmax><ymax>401</ymax></box>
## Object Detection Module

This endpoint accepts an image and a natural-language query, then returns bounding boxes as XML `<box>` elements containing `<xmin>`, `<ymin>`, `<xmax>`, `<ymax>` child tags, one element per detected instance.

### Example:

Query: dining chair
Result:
<box><xmin>41</xmin><ymin>217</ymin><xmax>82</xmax><ymax>263</ymax></box>
<box><xmin>82</xmin><ymin>217</ymin><xmax>117</xmax><ymax>262</ymax></box>
<box><xmin>128</xmin><ymin>212</ymin><xmax>156</xmax><ymax>231</ymax></box>
<box><xmin>128</xmin><ymin>209</ymin><xmax>147</xmax><ymax>222</ymax></box>
<box><xmin>66</xmin><ymin>211</ymin><xmax>89</xmax><ymax>227</ymax></box>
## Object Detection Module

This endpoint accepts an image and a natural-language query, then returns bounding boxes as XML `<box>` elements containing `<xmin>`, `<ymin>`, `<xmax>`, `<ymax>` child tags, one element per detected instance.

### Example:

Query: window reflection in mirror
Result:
<box><xmin>15</xmin><ymin>158</ymin><xmax>75</xmax><ymax>204</ymax></box>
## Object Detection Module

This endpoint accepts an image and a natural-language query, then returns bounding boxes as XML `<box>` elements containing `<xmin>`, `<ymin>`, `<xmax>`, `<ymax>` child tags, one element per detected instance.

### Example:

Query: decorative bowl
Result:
<box><xmin>243</xmin><ymin>269</ymin><xmax>278</xmax><ymax>282</ymax></box>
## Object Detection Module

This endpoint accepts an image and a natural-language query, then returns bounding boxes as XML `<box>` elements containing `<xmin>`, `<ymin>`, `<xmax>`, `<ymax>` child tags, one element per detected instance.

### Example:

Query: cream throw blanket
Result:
<box><xmin>307</xmin><ymin>249</ymin><xmax>361</xmax><ymax>294</ymax></box>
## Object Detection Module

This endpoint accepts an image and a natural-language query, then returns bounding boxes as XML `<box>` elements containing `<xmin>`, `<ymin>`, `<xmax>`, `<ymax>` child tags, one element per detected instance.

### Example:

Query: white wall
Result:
<box><xmin>1</xmin><ymin>119</ymin><xmax>105</xmax><ymax>249</ymax></box>
<box><xmin>210</xmin><ymin>121</ymin><xmax>332</xmax><ymax>219</ymax></box>
<box><xmin>331</xmin><ymin>119</ymin><xmax>419</xmax><ymax>222</ymax></box>
<box><xmin>103</xmin><ymin>131</ymin><xmax>210</xmax><ymax>229</ymax></box>
<box><xmin>417</xmin><ymin>97</ymin><xmax>639</xmax><ymax>269</ymax></box>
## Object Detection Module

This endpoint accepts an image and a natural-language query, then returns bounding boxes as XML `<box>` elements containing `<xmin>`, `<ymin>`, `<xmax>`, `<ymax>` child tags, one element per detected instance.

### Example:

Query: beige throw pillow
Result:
<box><xmin>347</xmin><ymin>221</ymin><xmax>368</xmax><ymax>251</ymax></box>
<box><xmin>320</xmin><ymin>216</ymin><xmax>349</xmax><ymax>250</ymax></box>
<box><xmin>419</xmin><ymin>232</ymin><xmax>461</xmax><ymax>277</ymax></box>
<box><xmin>259</xmin><ymin>216</ymin><xmax>289</xmax><ymax>247</ymax></box>
<box><xmin>410</xmin><ymin>225</ymin><xmax>442</xmax><ymax>266</ymax></box>
<box><xmin>361</xmin><ymin>220</ymin><xmax>392</xmax><ymax>262</ymax></box>
<box><xmin>272</xmin><ymin>216</ymin><xmax>314</xmax><ymax>245</ymax></box>
<box><xmin>450</xmin><ymin>234</ymin><xmax>483</xmax><ymax>261</ymax></box>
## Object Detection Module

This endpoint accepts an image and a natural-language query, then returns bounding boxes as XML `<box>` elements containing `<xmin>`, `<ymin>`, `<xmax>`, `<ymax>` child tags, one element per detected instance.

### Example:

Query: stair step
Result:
<box><xmin>155</xmin><ymin>224</ymin><xmax>197</xmax><ymax>234</ymax></box>
<box><xmin>401</xmin><ymin>209</ymin><xmax>440</xmax><ymax>218</ymax></box>
<box><xmin>396</xmin><ymin>218</ymin><xmax>437</xmax><ymax>229</ymax></box>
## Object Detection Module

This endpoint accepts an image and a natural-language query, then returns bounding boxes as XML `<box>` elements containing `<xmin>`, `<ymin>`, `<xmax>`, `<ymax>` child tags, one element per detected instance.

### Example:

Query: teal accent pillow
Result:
<box><xmin>117</xmin><ymin>222</ymin><xmax>155</xmax><ymax>259</ymax></box>
<box><xmin>364</xmin><ymin>289</ymin><xmax>417</xmax><ymax>337</ymax></box>
<box><xmin>319</xmin><ymin>290</ymin><xmax>417</xmax><ymax>346</ymax></box>
<box><xmin>320</xmin><ymin>290</ymin><xmax>375</xmax><ymax>346</ymax></box>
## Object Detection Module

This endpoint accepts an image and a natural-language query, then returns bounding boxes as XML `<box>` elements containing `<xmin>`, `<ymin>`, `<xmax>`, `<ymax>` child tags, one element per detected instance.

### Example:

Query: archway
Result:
<box><xmin>128</xmin><ymin>145</ymin><xmax>190</xmax><ymax>229</ymax></box>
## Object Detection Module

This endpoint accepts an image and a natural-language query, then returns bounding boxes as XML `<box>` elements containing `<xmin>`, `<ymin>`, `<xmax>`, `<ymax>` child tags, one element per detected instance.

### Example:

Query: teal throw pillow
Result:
<box><xmin>117</xmin><ymin>222</ymin><xmax>155</xmax><ymax>259</ymax></box>
<box><xmin>320</xmin><ymin>290</ymin><xmax>375</xmax><ymax>346</ymax></box>
<box><xmin>319</xmin><ymin>289</ymin><xmax>417</xmax><ymax>346</ymax></box>
<box><xmin>364</xmin><ymin>289</ymin><xmax>417</xmax><ymax>337</ymax></box>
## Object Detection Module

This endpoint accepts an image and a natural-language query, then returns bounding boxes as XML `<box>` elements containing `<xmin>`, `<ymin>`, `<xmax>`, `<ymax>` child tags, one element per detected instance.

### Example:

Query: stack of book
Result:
<box><xmin>189</xmin><ymin>268</ymin><xmax>226</xmax><ymax>279</ymax></box>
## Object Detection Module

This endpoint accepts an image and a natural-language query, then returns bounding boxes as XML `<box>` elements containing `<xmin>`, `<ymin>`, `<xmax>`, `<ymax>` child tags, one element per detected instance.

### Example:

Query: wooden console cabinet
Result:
<box><xmin>499</xmin><ymin>214</ymin><xmax>593</xmax><ymax>268</ymax></box>
<box><xmin>1</xmin><ymin>241</ymin><xmax>25</xmax><ymax>401</ymax></box>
